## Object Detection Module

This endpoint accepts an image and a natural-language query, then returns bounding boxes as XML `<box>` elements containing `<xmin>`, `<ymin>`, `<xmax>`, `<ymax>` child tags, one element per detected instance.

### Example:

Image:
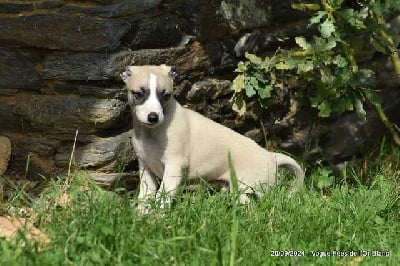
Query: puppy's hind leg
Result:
<box><xmin>219</xmin><ymin>172</ymin><xmax>252</xmax><ymax>204</ymax></box>
<box><xmin>227</xmin><ymin>170</ymin><xmax>271</xmax><ymax>204</ymax></box>
<box><xmin>137</xmin><ymin>160</ymin><xmax>158</xmax><ymax>214</ymax></box>
<box><xmin>237</xmin><ymin>182</ymin><xmax>254</xmax><ymax>204</ymax></box>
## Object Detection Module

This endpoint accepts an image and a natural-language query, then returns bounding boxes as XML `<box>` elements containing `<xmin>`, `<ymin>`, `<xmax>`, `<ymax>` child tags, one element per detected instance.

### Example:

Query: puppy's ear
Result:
<box><xmin>120</xmin><ymin>66</ymin><xmax>131</xmax><ymax>83</ymax></box>
<box><xmin>169</xmin><ymin>70</ymin><xmax>178</xmax><ymax>80</ymax></box>
<box><xmin>160</xmin><ymin>64</ymin><xmax>171</xmax><ymax>73</ymax></box>
<box><xmin>160</xmin><ymin>64</ymin><xmax>177</xmax><ymax>80</ymax></box>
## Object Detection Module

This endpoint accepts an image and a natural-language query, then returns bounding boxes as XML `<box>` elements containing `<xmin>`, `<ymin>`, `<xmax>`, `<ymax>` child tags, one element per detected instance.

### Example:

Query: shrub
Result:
<box><xmin>232</xmin><ymin>0</ymin><xmax>400</xmax><ymax>144</ymax></box>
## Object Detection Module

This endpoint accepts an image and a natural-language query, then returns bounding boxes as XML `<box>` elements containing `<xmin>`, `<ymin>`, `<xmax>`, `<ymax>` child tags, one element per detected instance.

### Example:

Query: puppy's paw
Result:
<box><xmin>136</xmin><ymin>202</ymin><xmax>153</xmax><ymax>215</ymax></box>
<box><xmin>155</xmin><ymin>192</ymin><xmax>173</xmax><ymax>209</ymax></box>
<box><xmin>238</xmin><ymin>194</ymin><xmax>251</xmax><ymax>205</ymax></box>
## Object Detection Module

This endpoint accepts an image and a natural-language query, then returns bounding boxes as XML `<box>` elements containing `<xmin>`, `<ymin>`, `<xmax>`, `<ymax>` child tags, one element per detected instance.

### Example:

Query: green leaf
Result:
<box><xmin>245</xmin><ymin>53</ymin><xmax>262</xmax><ymax>65</ymax></box>
<box><xmin>358</xmin><ymin>7</ymin><xmax>369</xmax><ymax>19</ymax></box>
<box><xmin>318</xmin><ymin>100</ymin><xmax>332</xmax><ymax>117</ymax></box>
<box><xmin>313</xmin><ymin>35</ymin><xmax>338</xmax><ymax>52</ymax></box>
<box><xmin>248</xmin><ymin>76</ymin><xmax>261</xmax><ymax>87</ymax></box>
<box><xmin>340</xmin><ymin>8</ymin><xmax>356</xmax><ymax>26</ymax></box>
<box><xmin>231</xmin><ymin>95</ymin><xmax>246</xmax><ymax>116</ymax></box>
<box><xmin>295</xmin><ymin>37</ymin><xmax>312</xmax><ymax>51</ymax></box>
<box><xmin>309</xmin><ymin>11</ymin><xmax>327</xmax><ymax>25</ymax></box>
<box><xmin>320</xmin><ymin>68</ymin><xmax>334</xmax><ymax>84</ymax></box>
<box><xmin>309</xmin><ymin>96</ymin><xmax>319</xmax><ymax>108</ymax></box>
<box><xmin>235</xmin><ymin>61</ymin><xmax>246</xmax><ymax>73</ymax></box>
<box><xmin>319</xmin><ymin>19</ymin><xmax>336</xmax><ymax>38</ymax></box>
<box><xmin>316</xmin><ymin>175</ymin><xmax>334</xmax><ymax>189</ymax></box>
<box><xmin>297</xmin><ymin>59</ymin><xmax>314</xmax><ymax>73</ymax></box>
<box><xmin>338</xmin><ymin>68</ymin><xmax>351</xmax><ymax>83</ymax></box>
<box><xmin>319</xmin><ymin>167</ymin><xmax>332</xmax><ymax>177</ymax></box>
<box><xmin>355</xmin><ymin>98</ymin><xmax>366</xmax><ymax>120</ymax></box>
<box><xmin>363</xmin><ymin>89</ymin><xmax>382</xmax><ymax>106</ymax></box>
<box><xmin>275</xmin><ymin>57</ymin><xmax>297</xmax><ymax>70</ymax></box>
<box><xmin>335</xmin><ymin>55</ymin><xmax>348</xmax><ymax>67</ymax></box>
<box><xmin>358</xmin><ymin>69</ymin><xmax>376</xmax><ymax>86</ymax></box>
<box><xmin>314</xmin><ymin>36</ymin><xmax>325</xmax><ymax>51</ymax></box>
<box><xmin>325</xmin><ymin>36</ymin><xmax>338</xmax><ymax>50</ymax></box>
<box><xmin>232</xmin><ymin>75</ymin><xmax>244</xmax><ymax>93</ymax></box>
<box><xmin>262</xmin><ymin>55</ymin><xmax>278</xmax><ymax>70</ymax></box>
<box><xmin>336</xmin><ymin>96</ymin><xmax>354</xmax><ymax>114</ymax></box>
<box><xmin>244</xmin><ymin>77</ymin><xmax>257</xmax><ymax>97</ymax></box>
<box><xmin>374</xmin><ymin>216</ymin><xmax>385</xmax><ymax>225</ymax></box>
<box><xmin>343</xmin><ymin>97</ymin><xmax>354</xmax><ymax>111</ymax></box>
<box><xmin>314</xmin><ymin>167</ymin><xmax>334</xmax><ymax>189</ymax></box>
<box><xmin>258</xmin><ymin>85</ymin><xmax>272</xmax><ymax>99</ymax></box>
<box><xmin>245</xmin><ymin>84</ymin><xmax>256</xmax><ymax>97</ymax></box>
<box><xmin>354</xmin><ymin>18</ymin><xmax>367</xmax><ymax>29</ymax></box>
<box><xmin>353</xmin><ymin>8</ymin><xmax>368</xmax><ymax>29</ymax></box>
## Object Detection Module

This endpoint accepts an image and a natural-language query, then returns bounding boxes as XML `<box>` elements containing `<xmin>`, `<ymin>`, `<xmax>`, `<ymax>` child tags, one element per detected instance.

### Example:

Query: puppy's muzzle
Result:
<box><xmin>147</xmin><ymin>112</ymin><xmax>159</xmax><ymax>124</ymax></box>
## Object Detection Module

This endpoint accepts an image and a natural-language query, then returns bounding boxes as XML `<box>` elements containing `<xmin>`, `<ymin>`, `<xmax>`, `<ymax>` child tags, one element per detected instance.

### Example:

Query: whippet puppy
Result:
<box><xmin>121</xmin><ymin>65</ymin><xmax>304</xmax><ymax>212</ymax></box>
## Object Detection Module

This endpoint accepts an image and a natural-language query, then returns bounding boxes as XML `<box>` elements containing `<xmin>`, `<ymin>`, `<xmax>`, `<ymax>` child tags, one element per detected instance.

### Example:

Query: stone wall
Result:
<box><xmin>0</xmin><ymin>0</ymin><xmax>399</xmax><ymax>179</ymax></box>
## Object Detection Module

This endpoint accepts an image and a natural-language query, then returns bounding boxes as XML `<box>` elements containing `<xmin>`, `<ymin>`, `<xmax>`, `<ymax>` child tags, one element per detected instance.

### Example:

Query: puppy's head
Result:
<box><xmin>121</xmin><ymin>65</ymin><xmax>176</xmax><ymax>128</ymax></box>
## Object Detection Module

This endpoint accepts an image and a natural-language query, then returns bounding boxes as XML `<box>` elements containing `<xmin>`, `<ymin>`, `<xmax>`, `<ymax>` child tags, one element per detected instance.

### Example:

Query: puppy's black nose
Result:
<box><xmin>147</xmin><ymin>112</ymin><xmax>159</xmax><ymax>123</ymax></box>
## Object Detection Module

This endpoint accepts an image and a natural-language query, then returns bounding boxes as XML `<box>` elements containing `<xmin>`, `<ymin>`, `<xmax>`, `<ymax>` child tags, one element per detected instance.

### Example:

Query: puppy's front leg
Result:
<box><xmin>137</xmin><ymin>160</ymin><xmax>158</xmax><ymax>214</ymax></box>
<box><xmin>156</xmin><ymin>163</ymin><xmax>184</xmax><ymax>209</ymax></box>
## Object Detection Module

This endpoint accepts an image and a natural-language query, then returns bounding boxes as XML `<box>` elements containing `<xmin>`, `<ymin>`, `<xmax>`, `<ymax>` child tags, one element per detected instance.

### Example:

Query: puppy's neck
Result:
<box><xmin>132</xmin><ymin>98</ymin><xmax>177</xmax><ymax>139</ymax></box>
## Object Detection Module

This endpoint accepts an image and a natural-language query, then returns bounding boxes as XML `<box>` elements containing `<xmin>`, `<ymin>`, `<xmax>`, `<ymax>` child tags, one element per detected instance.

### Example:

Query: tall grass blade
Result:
<box><xmin>228</xmin><ymin>153</ymin><xmax>239</xmax><ymax>266</ymax></box>
<box><xmin>67</xmin><ymin>129</ymin><xmax>79</xmax><ymax>184</ymax></box>
<box><xmin>25</xmin><ymin>153</ymin><xmax>31</xmax><ymax>178</ymax></box>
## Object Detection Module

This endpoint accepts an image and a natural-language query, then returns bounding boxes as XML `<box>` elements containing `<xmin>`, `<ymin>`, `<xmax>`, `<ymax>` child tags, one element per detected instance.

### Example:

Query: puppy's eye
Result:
<box><xmin>133</xmin><ymin>89</ymin><xmax>145</xmax><ymax>99</ymax></box>
<box><xmin>161</xmin><ymin>90</ymin><xmax>171</xmax><ymax>100</ymax></box>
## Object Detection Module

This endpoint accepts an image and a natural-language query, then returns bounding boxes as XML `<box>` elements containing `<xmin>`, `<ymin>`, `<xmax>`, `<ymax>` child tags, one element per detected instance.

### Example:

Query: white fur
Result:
<box><xmin>122</xmin><ymin>65</ymin><xmax>304</xmax><ymax>213</ymax></box>
<box><xmin>135</xmin><ymin>73</ymin><xmax>164</xmax><ymax>127</ymax></box>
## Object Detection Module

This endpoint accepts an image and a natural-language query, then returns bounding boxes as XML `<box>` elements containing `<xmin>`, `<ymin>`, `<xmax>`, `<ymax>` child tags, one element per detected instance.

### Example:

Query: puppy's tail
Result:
<box><xmin>275</xmin><ymin>153</ymin><xmax>304</xmax><ymax>186</ymax></box>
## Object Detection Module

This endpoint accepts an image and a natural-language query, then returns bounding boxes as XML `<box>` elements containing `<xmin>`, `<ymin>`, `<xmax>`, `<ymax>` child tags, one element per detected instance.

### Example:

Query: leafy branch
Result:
<box><xmin>231</xmin><ymin>0</ymin><xmax>400</xmax><ymax>145</ymax></box>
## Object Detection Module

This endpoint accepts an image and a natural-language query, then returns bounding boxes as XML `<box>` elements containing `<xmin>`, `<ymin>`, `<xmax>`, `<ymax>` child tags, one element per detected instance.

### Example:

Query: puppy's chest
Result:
<box><xmin>133</xmin><ymin>136</ymin><xmax>165</xmax><ymax>175</ymax></box>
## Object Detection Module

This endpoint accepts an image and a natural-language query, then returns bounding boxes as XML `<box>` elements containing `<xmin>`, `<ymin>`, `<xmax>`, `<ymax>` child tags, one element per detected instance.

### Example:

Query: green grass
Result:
<box><xmin>0</xmin><ymin>145</ymin><xmax>399</xmax><ymax>265</ymax></box>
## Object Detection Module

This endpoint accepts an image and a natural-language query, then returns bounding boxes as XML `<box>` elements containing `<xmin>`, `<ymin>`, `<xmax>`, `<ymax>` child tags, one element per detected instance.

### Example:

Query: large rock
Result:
<box><xmin>0</xmin><ymin>100</ymin><xmax>27</xmax><ymax>132</ymax></box>
<box><xmin>0</xmin><ymin>14</ymin><xmax>130</xmax><ymax>51</ymax></box>
<box><xmin>186</xmin><ymin>79</ymin><xmax>232</xmax><ymax>102</ymax></box>
<box><xmin>0</xmin><ymin>136</ymin><xmax>11</xmax><ymax>175</ymax></box>
<box><xmin>0</xmin><ymin>48</ymin><xmax>41</xmax><ymax>90</ymax></box>
<box><xmin>180</xmin><ymin>79</ymin><xmax>244</xmax><ymax>128</ymax></box>
<box><xmin>60</xmin><ymin>0</ymin><xmax>162</xmax><ymax>17</ymax></box>
<box><xmin>234</xmin><ymin>20</ymin><xmax>310</xmax><ymax>56</ymax></box>
<box><xmin>88</xmin><ymin>172</ymin><xmax>138</xmax><ymax>189</ymax></box>
<box><xmin>13</xmin><ymin>134</ymin><xmax>61</xmax><ymax>157</ymax></box>
<box><xmin>127</xmin><ymin>17</ymin><xmax>190</xmax><ymax>49</ymax></box>
<box><xmin>111</xmin><ymin>46</ymin><xmax>210</xmax><ymax>79</ymax></box>
<box><xmin>322</xmin><ymin>97</ymin><xmax>400</xmax><ymax>163</ymax></box>
<box><xmin>55</xmin><ymin>131</ymin><xmax>136</xmax><ymax>171</ymax></box>
<box><xmin>42</xmin><ymin>46</ymin><xmax>210</xmax><ymax>81</ymax></box>
<box><xmin>94</xmin><ymin>0</ymin><xmax>117</xmax><ymax>3</ymax></box>
<box><xmin>7</xmin><ymin>133</ymin><xmax>61</xmax><ymax>175</ymax></box>
<box><xmin>0</xmin><ymin>2</ymin><xmax>33</xmax><ymax>14</ymax></box>
<box><xmin>33</xmin><ymin>0</ymin><xmax>65</xmax><ymax>9</ymax></box>
<box><xmin>52</xmin><ymin>82</ymin><xmax>125</xmax><ymax>98</ymax></box>
<box><xmin>42</xmin><ymin>53</ymin><xmax>114</xmax><ymax>80</ymax></box>
<box><xmin>219</xmin><ymin>0</ymin><xmax>272</xmax><ymax>32</ymax></box>
<box><xmin>14</xmin><ymin>95</ymin><xmax>128</xmax><ymax>134</ymax></box>
<box><xmin>170</xmin><ymin>0</ymin><xmax>230</xmax><ymax>41</ymax></box>
<box><xmin>269</xmin><ymin>0</ymin><xmax>318</xmax><ymax>23</ymax></box>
